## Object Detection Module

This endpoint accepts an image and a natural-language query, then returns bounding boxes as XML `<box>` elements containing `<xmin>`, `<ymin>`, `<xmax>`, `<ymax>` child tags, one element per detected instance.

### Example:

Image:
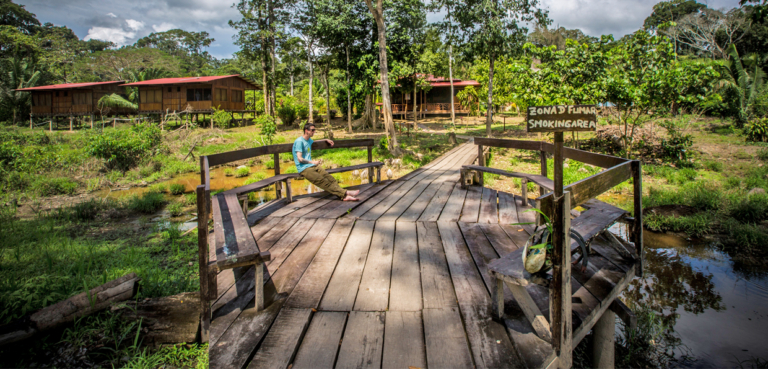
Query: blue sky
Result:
<box><xmin>18</xmin><ymin>0</ymin><xmax>741</xmax><ymax>59</ymax></box>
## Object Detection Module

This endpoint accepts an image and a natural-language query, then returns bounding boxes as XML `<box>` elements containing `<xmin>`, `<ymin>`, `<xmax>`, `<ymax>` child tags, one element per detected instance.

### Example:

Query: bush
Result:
<box><xmin>296</xmin><ymin>104</ymin><xmax>309</xmax><ymax>121</ymax></box>
<box><xmin>745</xmin><ymin>118</ymin><xmax>768</xmax><ymax>142</ymax></box>
<box><xmin>167</xmin><ymin>202</ymin><xmax>184</xmax><ymax>217</ymax></box>
<box><xmin>277</xmin><ymin>99</ymin><xmax>298</xmax><ymax>126</ymax></box>
<box><xmin>4</xmin><ymin>171</ymin><xmax>31</xmax><ymax>191</ymax></box>
<box><xmin>213</xmin><ymin>107</ymin><xmax>232</xmax><ymax>129</ymax></box>
<box><xmin>169</xmin><ymin>183</ymin><xmax>185</xmax><ymax>195</ymax></box>
<box><xmin>31</xmin><ymin>177</ymin><xmax>78</xmax><ymax>196</ymax></box>
<box><xmin>730</xmin><ymin>193</ymin><xmax>768</xmax><ymax>223</ymax></box>
<box><xmin>235</xmin><ymin>167</ymin><xmax>249</xmax><ymax>178</ymax></box>
<box><xmin>255</xmin><ymin>115</ymin><xmax>277</xmax><ymax>145</ymax></box>
<box><xmin>87</xmin><ymin>123</ymin><xmax>162</xmax><ymax>171</ymax></box>
<box><xmin>127</xmin><ymin>191</ymin><xmax>165</xmax><ymax>214</ymax></box>
<box><xmin>686</xmin><ymin>181</ymin><xmax>722</xmax><ymax>211</ymax></box>
<box><xmin>149</xmin><ymin>183</ymin><xmax>167</xmax><ymax>193</ymax></box>
<box><xmin>758</xmin><ymin>147</ymin><xmax>768</xmax><ymax>162</ymax></box>
<box><xmin>224</xmin><ymin>168</ymin><xmax>235</xmax><ymax>177</ymax></box>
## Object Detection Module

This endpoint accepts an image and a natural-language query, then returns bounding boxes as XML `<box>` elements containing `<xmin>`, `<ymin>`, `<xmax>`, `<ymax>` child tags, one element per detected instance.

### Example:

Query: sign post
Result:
<box><xmin>526</xmin><ymin>105</ymin><xmax>597</xmax><ymax>368</ymax></box>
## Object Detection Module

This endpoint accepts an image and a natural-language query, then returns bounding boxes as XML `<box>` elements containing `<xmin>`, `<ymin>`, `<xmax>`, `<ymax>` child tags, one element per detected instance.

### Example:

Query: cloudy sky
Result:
<box><xmin>18</xmin><ymin>0</ymin><xmax>741</xmax><ymax>59</ymax></box>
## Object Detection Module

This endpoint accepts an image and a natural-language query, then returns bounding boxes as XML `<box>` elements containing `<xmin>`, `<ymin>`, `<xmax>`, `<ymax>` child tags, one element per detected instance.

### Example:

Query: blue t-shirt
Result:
<box><xmin>293</xmin><ymin>136</ymin><xmax>314</xmax><ymax>173</ymax></box>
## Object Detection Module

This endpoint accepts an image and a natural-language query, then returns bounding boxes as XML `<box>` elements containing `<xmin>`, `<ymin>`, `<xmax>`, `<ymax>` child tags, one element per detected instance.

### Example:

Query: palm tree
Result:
<box><xmin>125</xmin><ymin>68</ymin><xmax>173</xmax><ymax>102</ymax></box>
<box><xmin>0</xmin><ymin>51</ymin><xmax>40</xmax><ymax>126</ymax></box>
<box><xmin>97</xmin><ymin>94</ymin><xmax>138</xmax><ymax>125</ymax></box>
<box><xmin>717</xmin><ymin>45</ymin><xmax>767</xmax><ymax>126</ymax></box>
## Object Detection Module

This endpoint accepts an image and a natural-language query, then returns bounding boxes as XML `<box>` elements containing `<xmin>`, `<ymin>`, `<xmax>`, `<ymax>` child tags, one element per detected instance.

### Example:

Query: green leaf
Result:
<box><xmin>529</xmin><ymin>243</ymin><xmax>548</xmax><ymax>249</ymax></box>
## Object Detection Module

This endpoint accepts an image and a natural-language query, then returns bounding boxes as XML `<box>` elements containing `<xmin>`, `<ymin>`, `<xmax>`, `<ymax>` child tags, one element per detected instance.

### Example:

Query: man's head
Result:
<box><xmin>303</xmin><ymin>123</ymin><xmax>316</xmax><ymax>138</ymax></box>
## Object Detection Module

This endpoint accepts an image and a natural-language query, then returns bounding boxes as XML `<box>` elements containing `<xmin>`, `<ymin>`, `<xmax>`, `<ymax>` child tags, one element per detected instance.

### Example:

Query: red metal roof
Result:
<box><xmin>15</xmin><ymin>80</ymin><xmax>125</xmax><ymax>92</ymax></box>
<box><xmin>430</xmin><ymin>80</ymin><xmax>481</xmax><ymax>87</ymax></box>
<box><xmin>121</xmin><ymin>74</ymin><xmax>260</xmax><ymax>89</ymax></box>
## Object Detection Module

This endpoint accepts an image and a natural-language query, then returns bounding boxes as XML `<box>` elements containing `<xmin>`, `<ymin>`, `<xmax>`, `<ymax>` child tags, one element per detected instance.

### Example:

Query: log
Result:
<box><xmin>115</xmin><ymin>292</ymin><xmax>201</xmax><ymax>346</ymax></box>
<box><xmin>0</xmin><ymin>273</ymin><xmax>140</xmax><ymax>346</ymax></box>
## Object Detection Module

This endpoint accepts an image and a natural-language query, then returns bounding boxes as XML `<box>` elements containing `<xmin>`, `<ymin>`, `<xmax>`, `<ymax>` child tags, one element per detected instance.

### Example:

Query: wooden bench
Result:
<box><xmin>460</xmin><ymin>164</ymin><xmax>554</xmax><ymax>206</ymax></box>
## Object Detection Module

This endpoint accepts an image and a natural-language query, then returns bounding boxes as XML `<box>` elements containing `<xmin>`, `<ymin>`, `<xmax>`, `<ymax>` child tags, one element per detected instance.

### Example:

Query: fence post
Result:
<box><xmin>540</xmin><ymin>150</ymin><xmax>548</xmax><ymax>196</ymax></box>
<box><xmin>550</xmin><ymin>191</ymin><xmax>573</xmax><ymax>368</ymax></box>
<box><xmin>478</xmin><ymin>144</ymin><xmax>485</xmax><ymax>187</ymax></box>
<box><xmin>196</xmin><ymin>184</ymin><xmax>211</xmax><ymax>343</ymax></box>
<box><xmin>274</xmin><ymin>153</ymin><xmax>282</xmax><ymax>199</ymax></box>
<box><xmin>632</xmin><ymin>160</ymin><xmax>644</xmax><ymax>277</ymax></box>
<box><xmin>367</xmin><ymin>146</ymin><xmax>373</xmax><ymax>183</ymax></box>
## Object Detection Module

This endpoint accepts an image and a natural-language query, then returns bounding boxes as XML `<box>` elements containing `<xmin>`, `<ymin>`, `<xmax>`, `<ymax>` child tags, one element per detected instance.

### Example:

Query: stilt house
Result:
<box><xmin>121</xmin><ymin>75</ymin><xmax>261</xmax><ymax>114</ymax></box>
<box><xmin>16</xmin><ymin>81</ymin><xmax>132</xmax><ymax>117</ymax></box>
<box><xmin>382</xmin><ymin>74</ymin><xmax>482</xmax><ymax>116</ymax></box>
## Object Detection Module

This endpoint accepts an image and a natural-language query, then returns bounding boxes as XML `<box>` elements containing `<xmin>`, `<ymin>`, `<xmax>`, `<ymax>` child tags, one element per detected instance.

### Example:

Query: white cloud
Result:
<box><xmin>106</xmin><ymin>12</ymin><xmax>117</xmax><ymax>18</ymax></box>
<box><xmin>125</xmin><ymin>19</ymin><xmax>145</xmax><ymax>31</ymax></box>
<box><xmin>152</xmin><ymin>22</ymin><xmax>175</xmax><ymax>32</ymax></box>
<box><xmin>84</xmin><ymin>27</ymin><xmax>136</xmax><ymax>46</ymax></box>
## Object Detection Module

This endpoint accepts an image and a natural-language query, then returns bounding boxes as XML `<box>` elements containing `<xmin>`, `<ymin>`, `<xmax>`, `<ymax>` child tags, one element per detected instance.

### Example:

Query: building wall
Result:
<box><xmin>31</xmin><ymin>83</ymin><xmax>130</xmax><ymax>116</ymax></box>
<box><xmin>137</xmin><ymin>76</ymin><xmax>252</xmax><ymax>113</ymax></box>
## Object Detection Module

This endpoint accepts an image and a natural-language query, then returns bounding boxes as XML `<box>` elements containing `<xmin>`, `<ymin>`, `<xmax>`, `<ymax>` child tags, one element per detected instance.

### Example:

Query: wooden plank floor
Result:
<box><xmin>209</xmin><ymin>141</ymin><xmax>638</xmax><ymax>369</ymax></box>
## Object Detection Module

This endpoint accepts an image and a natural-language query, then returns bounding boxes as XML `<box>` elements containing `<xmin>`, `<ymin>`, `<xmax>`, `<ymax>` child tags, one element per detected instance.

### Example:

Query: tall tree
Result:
<box><xmin>453</xmin><ymin>0</ymin><xmax>548</xmax><ymax>136</ymax></box>
<box><xmin>0</xmin><ymin>49</ymin><xmax>40</xmax><ymax>124</ymax></box>
<box><xmin>0</xmin><ymin>0</ymin><xmax>40</xmax><ymax>34</ymax></box>
<box><xmin>135</xmin><ymin>29</ymin><xmax>214</xmax><ymax>74</ymax></box>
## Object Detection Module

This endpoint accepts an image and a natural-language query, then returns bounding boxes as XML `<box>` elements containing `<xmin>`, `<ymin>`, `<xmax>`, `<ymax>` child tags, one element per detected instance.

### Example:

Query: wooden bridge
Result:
<box><xmin>201</xmin><ymin>139</ymin><xmax>641</xmax><ymax>369</ymax></box>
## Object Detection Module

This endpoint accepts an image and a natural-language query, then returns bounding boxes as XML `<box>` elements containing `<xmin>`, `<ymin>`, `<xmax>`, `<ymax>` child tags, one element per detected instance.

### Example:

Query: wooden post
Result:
<box><xmin>631</xmin><ymin>160</ymin><xmax>644</xmax><ymax>276</ymax></box>
<box><xmin>540</xmin><ymin>150</ymin><xmax>548</xmax><ymax>196</ymax></box>
<box><xmin>49</xmin><ymin>118</ymin><xmax>52</xmax><ymax>132</ymax></box>
<box><xmin>478</xmin><ymin>144</ymin><xmax>485</xmax><ymax>187</ymax></box>
<box><xmin>29</xmin><ymin>114</ymin><xmax>33</xmax><ymax>129</ymax></box>
<box><xmin>196</xmin><ymin>184</ymin><xmax>211</xmax><ymax>343</ymax></box>
<box><xmin>90</xmin><ymin>114</ymin><xmax>94</xmax><ymax>129</ymax></box>
<box><xmin>551</xmin><ymin>131</ymin><xmax>573</xmax><ymax>368</ymax></box>
<box><xmin>69</xmin><ymin>116</ymin><xmax>73</xmax><ymax>131</ymax></box>
<box><xmin>112</xmin><ymin>118</ymin><xmax>116</xmax><ymax>128</ymax></box>
<box><xmin>592</xmin><ymin>309</ymin><xmax>615</xmax><ymax>369</ymax></box>
<box><xmin>367</xmin><ymin>146</ymin><xmax>374</xmax><ymax>183</ymax></box>
<box><xmin>273</xmin><ymin>153</ymin><xmax>282</xmax><ymax>199</ymax></box>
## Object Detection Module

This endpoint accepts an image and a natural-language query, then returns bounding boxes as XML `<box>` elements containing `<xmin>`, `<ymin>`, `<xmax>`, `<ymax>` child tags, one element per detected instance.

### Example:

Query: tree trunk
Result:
<box><xmin>413</xmin><ymin>86</ymin><xmax>418</xmax><ymax>129</ymax></box>
<box><xmin>308</xmin><ymin>48</ymin><xmax>314</xmax><ymax>124</ymax></box>
<box><xmin>323</xmin><ymin>69</ymin><xmax>331</xmax><ymax>126</ymax></box>
<box><xmin>449</xmin><ymin>44</ymin><xmax>456</xmax><ymax>126</ymax></box>
<box><xmin>365</xmin><ymin>0</ymin><xmax>399</xmax><ymax>155</ymax></box>
<box><xmin>290</xmin><ymin>74</ymin><xmax>294</xmax><ymax>96</ymax></box>
<box><xmin>347</xmin><ymin>45</ymin><xmax>352</xmax><ymax>134</ymax></box>
<box><xmin>486</xmin><ymin>53</ymin><xmax>495</xmax><ymax>137</ymax></box>
<box><xmin>261</xmin><ymin>56</ymin><xmax>269</xmax><ymax>116</ymax></box>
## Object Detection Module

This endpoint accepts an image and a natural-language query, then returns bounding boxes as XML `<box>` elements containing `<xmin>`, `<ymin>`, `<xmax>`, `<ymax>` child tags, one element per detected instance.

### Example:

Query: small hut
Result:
<box><xmin>382</xmin><ymin>74</ymin><xmax>482</xmax><ymax>117</ymax></box>
<box><xmin>16</xmin><ymin>81</ymin><xmax>131</xmax><ymax>118</ymax></box>
<box><xmin>121</xmin><ymin>75</ymin><xmax>261</xmax><ymax>114</ymax></box>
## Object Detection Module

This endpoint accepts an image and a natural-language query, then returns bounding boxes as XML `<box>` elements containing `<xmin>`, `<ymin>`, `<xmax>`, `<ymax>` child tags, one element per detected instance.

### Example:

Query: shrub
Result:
<box><xmin>4</xmin><ymin>171</ymin><xmax>31</xmax><ymax>191</ymax></box>
<box><xmin>745</xmin><ymin>118</ymin><xmax>768</xmax><ymax>142</ymax></box>
<box><xmin>285</xmin><ymin>166</ymin><xmax>298</xmax><ymax>174</ymax></box>
<box><xmin>183</xmin><ymin>193</ymin><xmax>197</xmax><ymax>205</ymax></box>
<box><xmin>149</xmin><ymin>183</ymin><xmax>167</xmax><ymax>193</ymax></box>
<box><xmin>277</xmin><ymin>100</ymin><xmax>298</xmax><ymax>126</ymax></box>
<box><xmin>127</xmin><ymin>191</ymin><xmax>165</xmax><ymax>214</ymax></box>
<box><xmin>235</xmin><ymin>167</ymin><xmax>250</xmax><ymax>178</ymax></box>
<box><xmin>213</xmin><ymin>107</ymin><xmax>232</xmax><ymax>129</ymax></box>
<box><xmin>296</xmin><ymin>104</ymin><xmax>309</xmax><ymax>121</ymax></box>
<box><xmin>169</xmin><ymin>183</ymin><xmax>185</xmax><ymax>195</ymax></box>
<box><xmin>87</xmin><ymin>123</ymin><xmax>162</xmax><ymax>171</ymax></box>
<box><xmin>758</xmin><ymin>147</ymin><xmax>768</xmax><ymax>161</ymax></box>
<box><xmin>32</xmin><ymin>177</ymin><xmax>78</xmax><ymax>196</ymax></box>
<box><xmin>265</xmin><ymin>160</ymin><xmax>275</xmax><ymax>169</ymax></box>
<box><xmin>70</xmin><ymin>199</ymin><xmax>102</xmax><ymax>221</ymax></box>
<box><xmin>167</xmin><ymin>202</ymin><xmax>184</xmax><ymax>217</ymax></box>
<box><xmin>224</xmin><ymin>168</ymin><xmax>235</xmax><ymax>177</ymax></box>
<box><xmin>686</xmin><ymin>181</ymin><xmax>723</xmax><ymax>211</ymax></box>
<box><xmin>255</xmin><ymin>115</ymin><xmax>277</xmax><ymax>145</ymax></box>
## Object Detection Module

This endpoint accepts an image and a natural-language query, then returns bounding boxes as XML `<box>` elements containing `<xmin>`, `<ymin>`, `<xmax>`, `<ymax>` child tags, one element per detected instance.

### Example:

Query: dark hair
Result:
<box><xmin>303</xmin><ymin>123</ymin><xmax>315</xmax><ymax>132</ymax></box>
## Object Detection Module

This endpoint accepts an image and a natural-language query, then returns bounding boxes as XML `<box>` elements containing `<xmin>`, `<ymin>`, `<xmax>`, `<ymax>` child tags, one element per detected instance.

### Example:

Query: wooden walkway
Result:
<box><xmin>207</xmin><ymin>142</ymin><xmax>636</xmax><ymax>369</ymax></box>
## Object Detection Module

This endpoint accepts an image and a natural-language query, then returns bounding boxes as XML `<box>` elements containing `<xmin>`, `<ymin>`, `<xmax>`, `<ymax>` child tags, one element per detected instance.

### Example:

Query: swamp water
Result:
<box><xmin>619</xmin><ymin>228</ymin><xmax>768</xmax><ymax>367</ymax></box>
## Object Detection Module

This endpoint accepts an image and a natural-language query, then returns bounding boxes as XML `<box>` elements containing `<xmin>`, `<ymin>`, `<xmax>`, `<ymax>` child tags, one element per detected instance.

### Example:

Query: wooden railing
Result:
<box><xmin>391</xmin><ymin>103</ymin><xmax>468</xmax><ymax>114</ymax></box>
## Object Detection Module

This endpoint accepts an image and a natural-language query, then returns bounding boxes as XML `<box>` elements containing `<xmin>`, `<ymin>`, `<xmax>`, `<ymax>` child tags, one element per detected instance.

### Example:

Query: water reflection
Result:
<box><xmin>619</xmin><ymin>230</ymin><xmax>768</xmax><ymax>367</ymax></box>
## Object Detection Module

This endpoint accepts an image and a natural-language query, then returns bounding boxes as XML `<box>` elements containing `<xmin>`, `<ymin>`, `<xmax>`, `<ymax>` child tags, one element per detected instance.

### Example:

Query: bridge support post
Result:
<box><xmin>592</xmin><ymin>309</ymin><xmax>615</xmax><ymax>369</ymax></box>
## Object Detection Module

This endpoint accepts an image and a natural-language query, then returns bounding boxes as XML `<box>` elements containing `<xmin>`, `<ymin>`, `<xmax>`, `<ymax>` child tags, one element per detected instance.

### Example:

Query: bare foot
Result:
<box><xmin>342</xmin><ymin>195</ymin><xmax>359</xmax><ymax>201</ymax></box>
<box><xmin>347</xmin><ymin>190</ymin><xmax>360</xmax><ymax>197</ymax></box>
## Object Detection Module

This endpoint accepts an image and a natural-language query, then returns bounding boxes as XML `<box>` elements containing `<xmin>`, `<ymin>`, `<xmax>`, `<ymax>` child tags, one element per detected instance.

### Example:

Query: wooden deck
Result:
<box><xmin>207</xmin><ymin>142</ymin><xmax>637</xmax><ymax>368</ymax></box>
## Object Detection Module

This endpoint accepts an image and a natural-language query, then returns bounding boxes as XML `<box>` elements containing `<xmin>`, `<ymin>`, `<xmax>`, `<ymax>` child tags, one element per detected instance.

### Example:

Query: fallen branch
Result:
<box><xmin>0</xmin><ymin>273</ymin><xmax>140</xmax><ymax>346</ymax></box>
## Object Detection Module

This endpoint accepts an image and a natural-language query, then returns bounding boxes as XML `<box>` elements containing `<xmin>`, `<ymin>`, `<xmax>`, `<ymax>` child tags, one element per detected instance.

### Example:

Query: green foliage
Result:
<box><xmin>730</xmin><ymin>193</ymin><xmax>768</xmax><ymax>223</ymax></box>
<box><xmin>224</xmin><ymin>168</ymin><xmax>235</xmax><ymax>177</ymax></box>
<box><xmin>745</xmin><ymin>118</ymin><xmax>768</xmax><ymax>142</ymax></box>
<box><xmin>721</xmin><ymin>218</ymin><xmax>768</xmax><ymax>253</ymax></box>
<box><xmin>644</xmin><ymin>213</ymin><xmax>713</xmax><ymax>236</ymax></box>
<box><xmin>212</xmin><ymin>106</ymin><xmax>232</xmax><ymax>129</ymax></box>
<box><xmin>758</xmin><ymin>147</ymin><xmax>768</xmax><ymax>161</ymax></box>
<box><xmin>277</xmin><ymin>98</ymin><xmax>298</xmax><ymax>126</ymax></box>
<box><xmin>255</xmin><ymin>115</ymin><xmax>277</xmax><ymax>145</ymax></box>
<box><xmin>69</xmin><ymin>199</ymin><xmax>103</xmax><ymax>221</ymax></box>
<box><xmin>31</xmin><ymin>176</ymin><xmax>77</xmax><ymax>196</ymax></box>
<box><xmin>456</xmin><ymin>86</ymin><xmax>482</xmax><ymax>116</ymax></box>
<box><xmin>167</xmin><ymin>202</ymin><xmax>184</xmax><ymax>217</ymax></box>
<box><xmin>127</xmin><ymin>192</ymin><xmax>165</xmax><ymax>214</ymax></box>
<box><xmin>235</xmin><ymin>167</ymin><xmax>250</xmax><ymax>178</ymax></box>
<box><xmin>643</xmin><ymin>181</ymin><xmax>722</xmax><ymax>211</ymax></box>
<box><xmin>295</xmin><ymin>104</ymin><xmax>309</xmax><ymax>121</ymax></box>
<box><xmin>703</xmin><ymin>160</ymin><xmax>723</xmax><ymax>172</ymax></box>
<box><xmin>87</xmin><ymin>124</ymin><xmax>162</xmax><ymax>171</ymax></box>
<box><xmin>169</xmin><ymin>183</ymin><xmax>185</xmax><ymax>195</ymax></box>
<box><xmin>97</xmin><ymin>93</ymin><xmax>138</xmax><ymax>111</ymax></box>
<box><xmin>717</xmin><ymin>45</ymin><xmax>768</xmax><ymax>126</ymax></box>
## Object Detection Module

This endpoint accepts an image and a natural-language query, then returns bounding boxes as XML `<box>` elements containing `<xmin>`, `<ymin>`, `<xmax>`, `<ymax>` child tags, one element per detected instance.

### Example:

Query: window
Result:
<box><xmin>186</xmin><ymin>88</ymin><xmax>211</xmax><ymax>102</ymax></box>
<box><xmin>55</xmin><ymin>91</ymin><xmax>60</xmax><ymax>97</ymax></box>
<box><xmin>168</xmin><ymin>87</ymin><xmax>172</xmax><ymax>93</ymax></box>
<box><xmin>177</xmin><ymin>87</ymin><xmax>181</xmax><ymax>92</ymax></box>
<box><xmin>231</xmin><ymin>90</ymin><xmax>243</xmax><ymax>103</ymax></box>
<box><xmin>63</xmin><ymin>91</ymin><xmax>68</xmax><ymax>97</ymax></box>
<box><xmin>215</xmin><ymin>88</ymin><xmax>228</xmax><ymax>101</ymax></box>
<box><xmin>139</xmin><ymin>89</ymin><xmax>162</xmax><ymax>104</ymax></box>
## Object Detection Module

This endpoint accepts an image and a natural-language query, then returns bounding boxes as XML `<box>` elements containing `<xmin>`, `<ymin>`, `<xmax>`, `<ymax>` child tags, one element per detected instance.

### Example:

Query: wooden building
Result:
<box><xmin>383</xmin><ymin>75</ymin><xmax>482</xmax><ymax>116</ymax></box>
<box><xmin>16</xmin><ymin>81</ymin><xmax>131</xmax><ymax>117</ymax></box>
<box><xmin>122</xmin><ymin>75</ymin><xmax>261</xmax><ymax>114</ymax></box>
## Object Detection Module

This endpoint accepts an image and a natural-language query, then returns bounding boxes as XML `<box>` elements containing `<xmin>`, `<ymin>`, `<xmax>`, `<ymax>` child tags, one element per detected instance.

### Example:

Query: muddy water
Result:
<box><xmin>95</xmin><ymin>163</ymin><xmax>367</xmax><ymax>203</ymax></box>
<box><xmin>619</xmin><ymin>228</ymin><xmax>768</xmax><ymax>367</ymax></box>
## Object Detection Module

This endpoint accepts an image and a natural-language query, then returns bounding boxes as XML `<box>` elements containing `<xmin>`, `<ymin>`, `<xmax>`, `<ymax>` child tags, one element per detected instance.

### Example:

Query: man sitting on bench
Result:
<box><xmin>294</xmin><ymin>123</ymin><xmax>360</xmax><ymax>201</ymax></box>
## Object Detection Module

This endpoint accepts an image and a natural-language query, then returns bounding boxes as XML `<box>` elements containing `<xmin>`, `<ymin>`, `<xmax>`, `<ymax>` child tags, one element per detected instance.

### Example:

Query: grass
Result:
<box><xmin>169</xmin><ymin>183</ymin><xmax>185</xmax><ymax>195</ymax></box>
<box><xmin>31</xmin><ymin>177</ymin><xmax>78</xmax><ymax>196</ymax></box>
<box><xmin>168</xmin><ymin>202</ymin><xmax>184</xmax><ymax>217</ymax></box>
<box><xmin>127</xmin><ymin>192</ymin><xmax>165</xmax><ymax>214</ymax></box>
<box><xmin>235</xmin><ymin>167</ymin><xmax>250</xmax><ymax>178</ymax></box>
<box><xmin>645</xmin><ymin>213</ymin><xmax>714</xmax><ymax>237</ymax></box>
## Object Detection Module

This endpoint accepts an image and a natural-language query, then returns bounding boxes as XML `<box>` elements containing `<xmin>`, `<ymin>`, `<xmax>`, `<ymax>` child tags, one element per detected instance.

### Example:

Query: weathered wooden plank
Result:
<box><xmin>389</xmin><ymin>221</ymin><xmax>422</xmax><ymax>311</ymax></box>
<box><xmin>437</xmin><ymin>221</ymin><xmax>521</xmax><ymax>368</ymax></box>
<box><xmin>213</xmin><ymin>194</ymin><xmax>264</xmax><ymax>270</ymax></box>
<box><xmin>378</xmin><ymin>181</ymin><xmax>431</xmax><ymax>221</ymax></box>
<box><xmin>538</xmin><ymin>161</ymin><xmax>632</xmax><ymax>217</ymax></box>
<box><xmin>474</xmin><ymin>137</ymin><xmax>543</xmax><ymax>152</ymax></box>
<box><xmin>311</xmin><ymin>181</ymin><xmax>392</xmax><ymax>219</ymax></box>
<box><xmin>209</xmin><ymin>265</ymin><xmax>260</xmax><ymax>345</ymax></box>
<box><xmin>335</xmin><ymin>311</ymin><xmax>386</xmax><ymax>369</ymax></box>
<box><xmin>359</xmin><ymin>180</ymin><xmax>419</xmax><ymax>220</ymax></box>
<box><xmin>246</xmin><ymin>308</ymin><xmax>312</xmax><ymax>369</ymax></box>
<box><xmin>268</xmin><ymin>194</ymin><xmax>328</xmax><ymax>218</ymax></box>
<box><xmin>418</xmin><ymin>182</ymin><xmax>455</xmax><ymax>221</ymax></box>
<box><xmin>265</xmin><ymin>218</ymin><xmax>316</xmax><ymax>270</ymax></box>
<box><xmin>458</xmin><ymin>222</ymin><xmax>499</xmax><ymax>292</ymax></box>
<box><xmin>382</xmin><ymin>311</ymin><xmax>426</xmax><ymax>369</ymax></box>
<box><xmin>571</xmin><ymin>200</ymin><xmax>628</xmax><ymax>249</ymax></box>
<box><xmin>270</xmin><ymin>218</ymin><xmax>335</xmax><ymax>294</ymax></box>
<box><xmin>417</xmin><ymin>222</ymin><xmax>457</xmax><ymax>309</ymax></box>
<box><xmin>354</xmin><ymin>220</ymin><xmax>396</xmax><ymax>311</ymax></box>
<box><xmin>246</xmin><ymin>197</ymin><xmax>290</xmax><ymax>225</ymax></box>
<box><xmin>478</xmin><ymin>187</ymin><xmax>498</xmax><ymax>223</ymax></box>
<box><xmin>319</xmin><ymin>220</ymin><xmax>375</xmax><ymax>311</ymax></box>
<box><xmin>459</xmin><ymin>186</ymin><xmax>482</xmax><ymax>223</ymax></box>
<box><xmin>399</xmin><ymin>182</ymin><xmax>443</xmax><ymax>221</ymax></box>
<box><xmin>249</xmin><ymin>217</ymin><xmax>283</xmax><ymax>241</ymax></box>
<box><xmin>292</xmin><ymin>311</ymin><xmax>347</xmax><ymax>369</ymax></box>
<box><xmin>438</xmin><ymin>184</ymin><xmax>468</xmax><ymax>221</ymax></box>
<box><xmin>206</xmin><ymin>139</ymin><xmax>374</xmax><ymax>166</ymax></box>
<box><xmin>572</xmin><ymin>264</ymin><xmax>636</xmax><ymax>348</ymax></box>
<box><xmin>254</xmin><ymin>217</ymin><xmax>299</xmax><ymax>251</ymax></box>
<box><xmin>346</xmin><ymin>181</ymin><xmax>406</xmax><ymax>218</ymax></box>
<box><xmin>423</xmin><ymin>308</ymin><xmax>474</xmax><ymax>369</ymax></box>
<box><xmin>208</xmin><ymin>297</ymin><xmax>285</xmax><ymax>369</ymax></box>
<box><xmin>287</xmin><ymin>198</ymin><xmax>333</xmax><ymax>217</ymax></box>
<box><xmin>477</xmin><ymin>223</ymin><xmax>519</xmax><ymax>257</ymax></box>
<box><xmin>515</xmin><ymin>195</ymin><xmax>537</xmax><ymax>235</ymax></box>
<box><xmin>284</xmin><ymin>219</ymin><xmax>355</xmax><ymax>308</ymax></box>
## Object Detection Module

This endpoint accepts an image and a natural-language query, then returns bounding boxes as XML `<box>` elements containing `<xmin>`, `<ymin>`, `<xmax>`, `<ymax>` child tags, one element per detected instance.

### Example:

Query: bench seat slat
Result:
<box><xmin>462</xmin><ymin>165</ymin><xmax>554</xmax><ymax>191</ymax></box>
<box><xmin>212</xmin><ymin>193</ymin><xmax>264</xmax><ymax>270</ymax></box>
<box><xmin>221</xmin><ymin>174</ymin><xmax>296</xmax><ymax>197</ymax></box>
<box><xmin>324</xmin><ymin>161</ymin><xmax>383</xmax><ymax>175</ymax></box>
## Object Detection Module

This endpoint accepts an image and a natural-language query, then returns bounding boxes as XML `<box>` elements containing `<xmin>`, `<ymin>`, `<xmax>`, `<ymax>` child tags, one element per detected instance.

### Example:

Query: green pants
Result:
<box><xmin>301</xmin><ymin>166</ymin><xmax>347</xmax><ymax>199</ymax></box>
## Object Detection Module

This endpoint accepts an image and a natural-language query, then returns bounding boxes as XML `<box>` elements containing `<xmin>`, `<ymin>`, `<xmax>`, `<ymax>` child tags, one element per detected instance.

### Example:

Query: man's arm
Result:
<box><xmin>296</xmin><ymin>151</ymin><xmax>321</xmax><ymax>165</ymax></box>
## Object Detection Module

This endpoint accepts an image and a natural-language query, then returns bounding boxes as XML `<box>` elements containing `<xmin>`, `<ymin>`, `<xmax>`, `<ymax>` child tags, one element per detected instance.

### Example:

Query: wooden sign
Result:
<box><xmin>526</xmin><ymin>105</ymin><xmax>597</xmax><ymax>132</ymax></box>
